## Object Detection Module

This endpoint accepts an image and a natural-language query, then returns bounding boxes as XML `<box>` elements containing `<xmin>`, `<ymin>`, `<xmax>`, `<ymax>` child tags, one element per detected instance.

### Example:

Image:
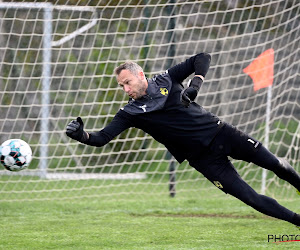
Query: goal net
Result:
<box><xmin>0</xmin><ymin>0</ymin><xmax>299</xmax><ymax>202</ymax></box>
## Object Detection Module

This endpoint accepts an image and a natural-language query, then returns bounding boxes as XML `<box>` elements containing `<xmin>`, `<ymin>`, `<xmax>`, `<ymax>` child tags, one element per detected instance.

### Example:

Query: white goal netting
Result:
<box><xmin>0</xmin><ymin>0</ymin><xmax>299</xmax><ymax>202</ymax></box>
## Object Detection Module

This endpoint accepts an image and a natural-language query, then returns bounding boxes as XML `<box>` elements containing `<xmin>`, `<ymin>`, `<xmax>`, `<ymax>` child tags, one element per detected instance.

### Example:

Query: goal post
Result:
<box><xmin>0</xmin><ymin>2</ymin><xmax>98</xmax><ymax>178</ymax></box>
<box><xmin>0</xmin><ymin>0</ymin><xmax>299</xmax><ymax>202</ymax></box>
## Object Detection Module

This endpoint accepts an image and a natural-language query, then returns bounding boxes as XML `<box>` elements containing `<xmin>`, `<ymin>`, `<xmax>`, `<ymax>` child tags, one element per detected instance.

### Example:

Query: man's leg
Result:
<box><xmin>215</xmin><ymin>124</ymin><xmax>300</xmax><ymax>192</ymax></box>
<box><xmin>197</xmin><ymin>160</ymin><xmax>300</xmax><ymax>226</ymax></box>
<box><xmin>250</xmin><ymin>146</ymin><xmax>300</xmax><ymax>191</ymax></box>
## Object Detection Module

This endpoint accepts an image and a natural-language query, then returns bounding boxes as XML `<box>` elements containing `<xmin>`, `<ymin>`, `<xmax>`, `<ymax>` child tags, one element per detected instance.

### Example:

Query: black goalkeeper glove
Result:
<box><xmin>66</xmin><ymin>117</ymin><xmax>89</xmax><ymax>143</ymax></box>
<box><xmin>180</xmin><ymin>76</ymin><xmax>203</xmax><ymax>107</ymax></box>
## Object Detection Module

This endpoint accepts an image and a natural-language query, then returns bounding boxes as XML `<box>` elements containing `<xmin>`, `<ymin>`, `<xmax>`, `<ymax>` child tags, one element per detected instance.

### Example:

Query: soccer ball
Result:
<box><xmin>0</xmin><ymin>139</ymin><xmax>32</xmax><ymax>172</ymax></box>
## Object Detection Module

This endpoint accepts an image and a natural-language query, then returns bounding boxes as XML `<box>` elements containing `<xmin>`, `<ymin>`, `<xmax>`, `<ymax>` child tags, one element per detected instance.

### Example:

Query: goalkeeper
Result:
<box><xmin>66</xmin><ymin>53</ymin><xmax>300</xmax><ymax>226</ymax></box>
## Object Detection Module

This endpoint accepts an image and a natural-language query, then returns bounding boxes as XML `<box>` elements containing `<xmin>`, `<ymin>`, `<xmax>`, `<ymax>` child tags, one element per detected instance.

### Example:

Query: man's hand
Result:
<box><xmin>66</xmin><ymin>117</ymin><xmax>89</xmax><ymax>142</ymax></box>
<box><xmin>180</xmin><ymin>76</ymin><xmax>203</xmax><ymax>107</ymax></box>
<box><xmin>180</xmin><ymin>87</ymin><xmax>198</xmax><ymax>107</ymax></box>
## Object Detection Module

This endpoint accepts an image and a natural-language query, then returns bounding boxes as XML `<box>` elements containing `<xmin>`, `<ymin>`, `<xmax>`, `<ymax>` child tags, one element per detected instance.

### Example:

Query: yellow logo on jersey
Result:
<box><xmin>213</xmin><ymin>181</ymin><xmax>223</xmax><ymax>189</ymax></box>
<box><xmin>160</xmin><ymin>88</ymin><xmax>168</xmax><ymax>96</ymax></box>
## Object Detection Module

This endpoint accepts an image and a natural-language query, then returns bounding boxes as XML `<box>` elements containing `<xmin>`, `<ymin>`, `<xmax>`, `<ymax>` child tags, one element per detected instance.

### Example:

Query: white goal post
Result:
<box><xmin>0</xmin><ymin>0</ymin><xmax>299</xmax><ymax>202</ymax></box>
<box><xmin>0</xmin><ymin>2</ymin><xmax>98</xmax><ymax>178</ymax></box>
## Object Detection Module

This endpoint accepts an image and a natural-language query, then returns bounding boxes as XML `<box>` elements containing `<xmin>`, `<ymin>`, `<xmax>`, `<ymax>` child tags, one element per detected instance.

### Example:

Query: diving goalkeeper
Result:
<box><xmin>66</xmin><ymin>53</ymin><xmax>300</xmax><ymax>226</ymax></box>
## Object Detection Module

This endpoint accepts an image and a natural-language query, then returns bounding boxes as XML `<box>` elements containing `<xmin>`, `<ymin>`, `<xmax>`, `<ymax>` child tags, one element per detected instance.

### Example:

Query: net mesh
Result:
<box><xmin>0</xmin><ymin>0</ymin><xmax>299</xmax><ymax>201</ymax></box>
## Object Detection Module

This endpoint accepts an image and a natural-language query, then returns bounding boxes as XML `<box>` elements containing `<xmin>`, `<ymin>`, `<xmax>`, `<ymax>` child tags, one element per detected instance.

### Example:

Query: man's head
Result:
<box><xmin>114</xmin><ymin>61</ymin><xmax>148</xmax><ymax>100</ymax></box>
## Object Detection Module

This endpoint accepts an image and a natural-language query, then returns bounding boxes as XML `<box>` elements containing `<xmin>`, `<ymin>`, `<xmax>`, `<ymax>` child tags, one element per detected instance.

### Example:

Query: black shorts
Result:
<box><xmin>189</xmin><ymin>123</ymin><xmax>264</xmax><ymax>193</ymax></box>
<box><xmin>209</xmin><ymin>123</ymin><xmax>262</xmax><ymax>162</ymax></box>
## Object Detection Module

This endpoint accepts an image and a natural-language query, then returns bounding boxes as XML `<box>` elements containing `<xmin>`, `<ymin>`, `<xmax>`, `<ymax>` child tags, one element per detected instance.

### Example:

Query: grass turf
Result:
<box><xmin>1</xmin><ymin>196</ymin><xmax>300</xmax><ymax>249</ymax></box>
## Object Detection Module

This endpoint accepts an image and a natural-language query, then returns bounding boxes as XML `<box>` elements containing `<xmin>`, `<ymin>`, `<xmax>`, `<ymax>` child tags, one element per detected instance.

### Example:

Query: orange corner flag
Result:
<box><xmin>243</xmin><ymin>49</ymin><xmax>274</xmax><ymax>91</ymax></box>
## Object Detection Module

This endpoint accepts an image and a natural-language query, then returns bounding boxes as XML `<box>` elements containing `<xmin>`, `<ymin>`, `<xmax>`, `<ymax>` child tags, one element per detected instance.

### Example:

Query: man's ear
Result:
<box><xmin>139</xmin><ymin>71</ymin><xmax>145</xmax><ymax>80</ymax></box>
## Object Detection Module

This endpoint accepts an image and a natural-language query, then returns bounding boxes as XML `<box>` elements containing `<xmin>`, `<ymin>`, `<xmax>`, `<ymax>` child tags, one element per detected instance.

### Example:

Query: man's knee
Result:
<box><xmin>274</xmin><ymin>158</ymin><xmax>295</xmax><ymax>176</ymax></box>
<box><xmin>245</xmin><ymin>193</ymin><xmax>271</xmax><ymax>210</ymax></box>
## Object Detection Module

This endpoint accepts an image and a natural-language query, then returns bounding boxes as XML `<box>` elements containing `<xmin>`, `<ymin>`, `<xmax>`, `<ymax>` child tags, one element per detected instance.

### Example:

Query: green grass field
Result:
<box><xmin>1</xmin><ymin>189</ymin><xmax>300</xmax><ymax>249</ymax></box>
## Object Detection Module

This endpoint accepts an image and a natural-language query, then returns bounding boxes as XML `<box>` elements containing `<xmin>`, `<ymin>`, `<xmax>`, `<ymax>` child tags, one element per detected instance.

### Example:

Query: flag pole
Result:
<box><xmin>243</xmin><ymin>48</ymin><xmax>274</xmax><ymax>195</ymax></box>
<box><xmin>261</xmin><ymin>85</ymin><xmax>272</xmax><ymax>194</ymax></box>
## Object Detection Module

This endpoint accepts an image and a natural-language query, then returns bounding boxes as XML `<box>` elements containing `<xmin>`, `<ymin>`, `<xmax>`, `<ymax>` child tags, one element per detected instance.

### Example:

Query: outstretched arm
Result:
<box><xmin>66</xmin><ymin>110</ymin><xmax>133</xmax><ymax>147</ymax></box>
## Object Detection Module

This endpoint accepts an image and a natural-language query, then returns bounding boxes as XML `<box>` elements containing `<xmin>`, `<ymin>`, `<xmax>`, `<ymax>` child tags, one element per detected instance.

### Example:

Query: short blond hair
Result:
<box><xmin>114</xmin><ymin>61</ymin><xmax>143</xmax><ymax>77</ymax></box>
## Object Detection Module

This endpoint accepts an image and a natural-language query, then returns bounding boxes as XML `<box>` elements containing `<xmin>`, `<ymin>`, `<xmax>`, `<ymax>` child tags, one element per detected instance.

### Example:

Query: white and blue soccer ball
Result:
<box><xmin>0</xmin><ymin>139</ymin><xmax>32</xmax><ymax>172</ymax></box>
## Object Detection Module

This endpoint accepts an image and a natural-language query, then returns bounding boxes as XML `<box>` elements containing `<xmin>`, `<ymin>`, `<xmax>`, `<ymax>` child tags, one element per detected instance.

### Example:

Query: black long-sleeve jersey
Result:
<box><xmin>85</xmin><ymin>53</ymin><xmax>223</xmax><ymax>163</ymax></box>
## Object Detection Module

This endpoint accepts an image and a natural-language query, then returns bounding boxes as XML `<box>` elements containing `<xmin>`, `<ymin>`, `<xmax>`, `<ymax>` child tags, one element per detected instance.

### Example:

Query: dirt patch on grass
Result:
<box><xmin>130</xmin><ymin>212</ymin><xmax>271</xmax><ymax>220</ymax></box>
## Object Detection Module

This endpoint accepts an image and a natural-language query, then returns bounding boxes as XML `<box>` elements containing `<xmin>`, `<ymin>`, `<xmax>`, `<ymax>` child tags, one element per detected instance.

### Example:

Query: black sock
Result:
<box><xmin>292</xmin><ymin>213</ymin><xmax>300</xmax><ymax>226</ymax></box>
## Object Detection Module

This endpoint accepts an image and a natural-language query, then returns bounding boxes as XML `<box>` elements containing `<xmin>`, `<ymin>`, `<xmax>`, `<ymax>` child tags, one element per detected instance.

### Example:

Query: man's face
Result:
<box><xmin>117</xmin><ymin>69</ymin><xmax>148</xmax><ymax>100</ymax></box>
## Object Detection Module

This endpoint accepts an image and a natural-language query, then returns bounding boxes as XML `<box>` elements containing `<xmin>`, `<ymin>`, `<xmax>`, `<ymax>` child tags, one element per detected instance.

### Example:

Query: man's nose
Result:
<box><xmin>124</xmin><ymin>85</ymin><xmax>130</xmax><ymax>93</ymax></box>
